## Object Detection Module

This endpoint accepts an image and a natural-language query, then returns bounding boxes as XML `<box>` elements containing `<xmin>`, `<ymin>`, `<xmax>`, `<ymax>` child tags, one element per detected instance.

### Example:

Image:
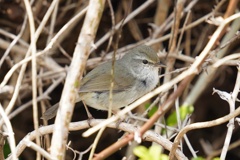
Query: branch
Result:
<box><xmin>50</xmin><ymin>0</ymin><xmax>106</xmax><ymax>159</ymax></box>
<box><xmin>7</xmin><ymin>120</ymin><xmax>186</xmax><ymax>160</ymax></box>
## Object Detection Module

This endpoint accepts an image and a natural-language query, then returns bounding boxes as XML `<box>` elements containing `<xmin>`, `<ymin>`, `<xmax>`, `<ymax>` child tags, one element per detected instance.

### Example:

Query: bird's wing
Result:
<box><xmin>79</xmin><ymin>73</ymin><xmax>133</xmax><ymax>93</ymax></box>
<box><xmin>79</xmin><ymin>60</ymin><xmax>136</xmax><ymax>93</ymax></box>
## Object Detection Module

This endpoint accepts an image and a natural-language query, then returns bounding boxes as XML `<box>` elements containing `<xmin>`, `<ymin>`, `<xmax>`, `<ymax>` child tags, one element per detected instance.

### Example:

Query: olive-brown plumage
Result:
<box><xmin>42</xmin><ymin>45</ymin><xmax>161</xmax><ymax>120</ymax></box>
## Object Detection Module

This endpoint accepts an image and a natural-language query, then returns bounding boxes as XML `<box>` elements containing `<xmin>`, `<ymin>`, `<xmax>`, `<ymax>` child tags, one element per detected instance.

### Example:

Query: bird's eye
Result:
<box><xmin>142</xmin><ymin>59</ymin><xmax>148</xmax><ymax>64</ymax></box>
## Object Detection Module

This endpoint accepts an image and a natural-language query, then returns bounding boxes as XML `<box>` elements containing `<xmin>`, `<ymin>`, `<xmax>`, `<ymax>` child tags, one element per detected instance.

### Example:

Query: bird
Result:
<box><xmin>42</xmin><ymin>45</ymin><xmax>163</xmax><ymax>120</ymax></box>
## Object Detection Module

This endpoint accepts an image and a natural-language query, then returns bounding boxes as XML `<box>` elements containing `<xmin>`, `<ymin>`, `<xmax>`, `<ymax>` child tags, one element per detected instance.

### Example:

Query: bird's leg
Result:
<box><xmin>82</xmin><ymin>101</ymin><xmax>94</xmax><ymax>127</ymax></box>
<box><xmin>112</xmin><ymin>109</ymin><xmax>127</xmax><ymax>129</ymax></box>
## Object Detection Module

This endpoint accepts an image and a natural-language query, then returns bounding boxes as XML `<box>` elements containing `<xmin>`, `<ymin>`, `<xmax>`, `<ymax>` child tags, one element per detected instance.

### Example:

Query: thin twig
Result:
<box><xmin>0</xmin><ymin>18</ymin><xmax>28</xmax><ymax>68</ymax></box>
<box><xmin>169</xmin><ymin>104</ymin><xmax>240</xmax><ymax>159</ymax></box>
<box><xmin>220</xmin><ymin>64</ymin><xmax>240</xmax><ymax>159</ymax></box>
<box><xmin>0</xmin><ymin>104</ymin><xmax>17</xmax><ymax>160</ymax></box>
<box><xmin>22</xmin><ymin>0</ymin><xmax>40</xmax><ymax>159</ymax></box>
<box><xmin>23</xmin><ymin>139</ymin><xmax>54</xmax><ymax>160</ymax></box>
<box><xmin>0</xmin><ymin>5</ymin><xmax>87</xmax><ymax>88</ymax></box>
<box><xmin>92</xmin><ymin>0</ymin><xmax>155</xmax><ymax>52</ymax></box>
<box><xmin>88</xmin><ymin>0</ymin><xmax>116</xmax><ymax>159</ymax></box>
<box><xmin>184</xmin><ymin>15</ymin><xmax>240</xmax><ymax>105</ymax></box>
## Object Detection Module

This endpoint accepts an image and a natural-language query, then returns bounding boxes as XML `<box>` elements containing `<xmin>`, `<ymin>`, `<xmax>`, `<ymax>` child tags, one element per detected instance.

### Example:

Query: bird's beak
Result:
<box><xmin>154</xmin><ymin>61</ymin><xmax>166</xmax><ymax>68</ymax></box>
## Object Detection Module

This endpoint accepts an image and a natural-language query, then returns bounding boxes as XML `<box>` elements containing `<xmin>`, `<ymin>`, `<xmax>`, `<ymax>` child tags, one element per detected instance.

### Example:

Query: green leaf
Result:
<box><xmin>4</xmin><ymin>142</ymin><xmax>11</xmax><ymax>158</ymax></box>
<box><xmin>166</xmin><ymin>104</ymin><xmax>194</xmax><ymax>126</ymax></box>
<box><xmin>134</xmin><ymin>145</ymin><xmax>169</xmax><ymax>160</ymax></box>
<box><xmin>145</xmin><ymin>104</ymin><xmax>158</xmax><ymax>117</ymax></box>
<box><xmin>133</xmin><ymin>146</ymin><xmax>150</xmax><ymax>160</ymax></box>
<box><xmin>191</xmin><ymin>156</ymin><xmax>204</xmax><ymax>160</ymax></box>
<box><xmin>149</xmin><ymin>145</ymin><xmax>161</xmax><ymax>160</ymax></box>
